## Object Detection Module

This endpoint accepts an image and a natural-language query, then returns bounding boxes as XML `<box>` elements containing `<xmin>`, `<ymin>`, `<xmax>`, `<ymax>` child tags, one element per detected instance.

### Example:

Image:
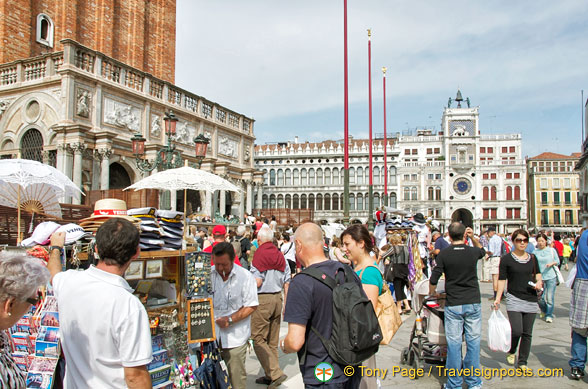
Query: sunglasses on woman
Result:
<box><xmin>514</xmin><ymin>238</ymin><xmax>529</xmax><ymax>244</ymax></box>
<box><xmin>26</xmin><ymin>291</ymin><xmax>42</xmax><ymax>306</ymax></box>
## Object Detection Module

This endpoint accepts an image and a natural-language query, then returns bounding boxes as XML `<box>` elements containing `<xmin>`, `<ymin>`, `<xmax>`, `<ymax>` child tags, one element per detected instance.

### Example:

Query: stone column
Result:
<box><xmin>56</xmin><ymin>144</ymin><xmax>66</xmax><ymax>173</ymax></box>
<box><xmin>98</xmin><ymin>148</ymin><xmax>112</xmax><ymax>190</ymax></box>
<box><xmin>205</xmin><ymin>191</ymin><xmax>212</xmax><ymax>217</ymax></box>
<box><xmin>246</xmin><ymin>181</ymin><xmax>253</xmax><ymax>214</ymax></box>
<box><xmin>63</xmin><ymin>145</ymin><xmax>74</xmax><ymax>203</ymax></box>
<box><xmin>72</xmin><ymin>143</ymin><xmax>86</xmax><ymax>204</ymax></box>
<box><xmin>219</xmin><ymin>190</ymin><xmax>226</xmax><ymax>216</ymax></box>
<box><xmin>256</xmin><ymin>183</ymin><xmax>263</xmax><ymax>210</ymax></box>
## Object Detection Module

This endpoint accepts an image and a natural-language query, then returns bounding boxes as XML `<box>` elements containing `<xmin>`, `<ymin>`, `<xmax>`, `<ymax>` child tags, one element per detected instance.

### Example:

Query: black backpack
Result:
<box><xmin>300</xmin><ymin>266</ymin><xmax>381</xmax><ymax>366</ymax></box>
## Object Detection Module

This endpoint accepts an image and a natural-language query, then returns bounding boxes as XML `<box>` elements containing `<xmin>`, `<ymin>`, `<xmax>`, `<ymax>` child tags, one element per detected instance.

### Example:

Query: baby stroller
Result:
<box><xmin>400</xmin><ymin>279</ymin><xmax>447</xmax><ymax>372</ymax></box>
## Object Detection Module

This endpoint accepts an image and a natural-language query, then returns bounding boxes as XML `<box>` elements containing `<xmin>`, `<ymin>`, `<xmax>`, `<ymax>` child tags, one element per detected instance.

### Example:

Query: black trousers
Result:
<box><xmin>507</xmin><ymin>310</ymin><xmax>536</xmax><ymax>365</ymax></box>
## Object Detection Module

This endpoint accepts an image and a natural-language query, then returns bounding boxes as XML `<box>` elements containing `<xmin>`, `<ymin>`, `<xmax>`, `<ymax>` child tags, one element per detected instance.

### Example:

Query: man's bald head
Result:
<box><xmin>294</xmin><ymin>223</ymin><xmax>326</xmax><ymax>266</ymax></box>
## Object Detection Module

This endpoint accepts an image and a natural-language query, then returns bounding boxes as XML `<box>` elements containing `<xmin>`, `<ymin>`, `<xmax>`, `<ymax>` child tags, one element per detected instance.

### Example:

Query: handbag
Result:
<box><xmin>550</xmin><ymin>249</ymin><xmax>564</xmax><ymax>285</ymax></box>
<box><xmin>531</xmin><ymin>254</ymin><xmax>543</xmax><ymax>298</ymax></box>
<box><xmin>360</xmin><ymin>266</ymin><xmax>402</xmax><ymax>345</ymax></box>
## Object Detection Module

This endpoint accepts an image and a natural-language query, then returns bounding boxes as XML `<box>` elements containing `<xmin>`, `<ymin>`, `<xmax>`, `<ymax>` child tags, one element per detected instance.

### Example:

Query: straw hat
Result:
<box><xmin>79</xmin><ymin>198</ymin><xmax>139</xmax><ymax>231</ymax></box>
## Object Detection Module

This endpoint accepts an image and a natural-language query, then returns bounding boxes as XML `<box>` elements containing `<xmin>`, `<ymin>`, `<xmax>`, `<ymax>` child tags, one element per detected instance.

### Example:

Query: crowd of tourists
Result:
<box><xmin>1</xmin><ymin>212</ymin><xmax>587</xmax><ymax>389</ymax></box>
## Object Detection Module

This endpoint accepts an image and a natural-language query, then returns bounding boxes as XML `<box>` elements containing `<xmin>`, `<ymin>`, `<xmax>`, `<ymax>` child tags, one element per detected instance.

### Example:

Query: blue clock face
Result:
<box><xmin>453</xmin><ymin>178</ymin><xmax>472</xmax><ymax>194</ymax></box>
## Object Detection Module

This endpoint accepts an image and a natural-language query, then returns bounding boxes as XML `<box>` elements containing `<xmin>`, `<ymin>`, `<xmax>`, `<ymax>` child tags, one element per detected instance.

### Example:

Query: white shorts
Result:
<box><xmin>490</xmin><ymin>256</ymin><xmax>501</xmax><ymax>275</ymax></box>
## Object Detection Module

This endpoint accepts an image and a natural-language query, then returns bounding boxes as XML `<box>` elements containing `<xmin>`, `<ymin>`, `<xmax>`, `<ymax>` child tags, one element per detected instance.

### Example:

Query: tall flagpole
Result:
<box><xmin>382</xmin><ymin>67</ymin><xmax>388</xmax><ymax>206</ymax></box>
<box><xmin>368</xmin><ymin>29</ymin><xmax>374</xmax><ymax>230</ymax></box>
<box><xmin>343</xmin><ymin>0</ymin><xmax>350</xmax><ymax>225</ymax></box>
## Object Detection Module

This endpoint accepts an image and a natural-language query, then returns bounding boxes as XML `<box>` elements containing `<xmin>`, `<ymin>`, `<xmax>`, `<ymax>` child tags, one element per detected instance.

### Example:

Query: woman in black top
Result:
<box><xmin>493</xmin><ymin>229</ymin><xmax>543</xmax><ymax>370</ymax></box>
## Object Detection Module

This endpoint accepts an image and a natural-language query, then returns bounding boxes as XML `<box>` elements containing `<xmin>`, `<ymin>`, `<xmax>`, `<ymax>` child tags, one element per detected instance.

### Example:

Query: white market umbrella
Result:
<box><xmin>0</xmin><ymin>159</ymin><xmax>83</xmax><ymax>242</ymax></box>
<box><xmin>124</xmin><ymin>166</ymin><xmax>242</xmax><ymax>238</ymax></box>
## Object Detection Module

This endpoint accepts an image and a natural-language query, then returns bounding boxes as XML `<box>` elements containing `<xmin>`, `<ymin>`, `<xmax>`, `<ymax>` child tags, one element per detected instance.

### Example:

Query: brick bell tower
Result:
<box><xmin>0</xmin><ymin>0</ymin><xmax>176</xmax><ymax>83</ymax></box>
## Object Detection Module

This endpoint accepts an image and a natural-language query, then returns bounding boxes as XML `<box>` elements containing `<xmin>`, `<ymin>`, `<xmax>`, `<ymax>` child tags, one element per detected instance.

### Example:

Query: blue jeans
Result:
<box><xmin>570</xmin><ymin>330</ymin><xmax>587</xmax><ymax>370</ymax></box>
<box><xmin>444</xmin><ymin>303</ymin><xmax>482</xmax><ymax>389</ymax></box>
<box><xmin>538</xmin><ymin>278</ymin><xmax>557</xmax><ymax>319</ymax></box>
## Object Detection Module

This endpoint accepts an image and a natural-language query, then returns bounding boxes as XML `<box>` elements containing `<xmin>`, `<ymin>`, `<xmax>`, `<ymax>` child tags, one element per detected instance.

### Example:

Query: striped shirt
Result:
<box><xmin>0</xmin><ymin>331</ymin><xmax>26</xmax><ymax>389</ymax></box>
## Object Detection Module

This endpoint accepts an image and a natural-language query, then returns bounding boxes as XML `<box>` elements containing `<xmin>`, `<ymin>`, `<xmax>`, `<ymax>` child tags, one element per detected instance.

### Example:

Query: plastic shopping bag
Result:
<box><xmin>566</xmin><ymin>265</ymin><xmax>577</xmax><ymax>288</ymax></box>
<box><xmin>488</xmin><ymin>309</ymin><xmax>511</xmax><ymax>352</ymax></box>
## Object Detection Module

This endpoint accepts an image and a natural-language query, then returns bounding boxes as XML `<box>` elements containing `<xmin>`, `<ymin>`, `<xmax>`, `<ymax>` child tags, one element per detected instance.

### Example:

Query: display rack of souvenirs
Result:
<box><xmin>128</xmin><ymin>207</ymin><xmax>165</xmax><ymax>251</ymax></box>
<box><xmin>185</xmin><ymin>252</ymin><xmax>212</xmax><ymax>297</ymax></box>
<box><xmin>156</xmin><ymin>210</ymin><xmax>184</xmax><ymax>251</ymax></box>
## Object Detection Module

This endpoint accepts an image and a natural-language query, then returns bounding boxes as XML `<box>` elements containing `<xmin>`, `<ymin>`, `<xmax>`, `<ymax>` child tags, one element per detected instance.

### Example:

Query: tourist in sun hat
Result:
<box><xmin>203</xmin><ymin>225</ymin><xmax>241</xmax><ymax>266</ymax></box>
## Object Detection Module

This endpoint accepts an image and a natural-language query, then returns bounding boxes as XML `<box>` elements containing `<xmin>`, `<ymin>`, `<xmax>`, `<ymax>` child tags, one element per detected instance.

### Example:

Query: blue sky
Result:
<box><xmin>175</xmin><ymin>1</ymin><xmax>588</xmax><ymax>158</ymax></box>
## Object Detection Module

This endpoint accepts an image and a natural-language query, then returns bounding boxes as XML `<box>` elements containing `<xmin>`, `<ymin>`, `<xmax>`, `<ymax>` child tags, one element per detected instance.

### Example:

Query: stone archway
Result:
<box><xmin>451</xmin><ymin>208</ymin><xmax>473</xmax><ymax>228</ymax></box>
<box><xmin>109</xmin><ymin>162</ymin><xmax>131</xmax><ymax>189</ymax></box>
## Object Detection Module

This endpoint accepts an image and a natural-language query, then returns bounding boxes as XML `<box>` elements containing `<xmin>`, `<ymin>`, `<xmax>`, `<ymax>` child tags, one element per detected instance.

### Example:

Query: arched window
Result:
<box><xmin>20</xmin><ymin>128</ymin><xmax>43</xmax><ymax>162</ymax></box>
<box><xmin>435</xmin><ymin>187</ymin><xmax>441</xmax><ymax>200</ymax></box>
<box><xmin>316</xmin><ymin>194</ymin><xmax>323</xmax><ymax>211</ymax></box>
<box><xmin>301</xmin><ymin>194</ymin><xmax>307</xmax><ymax>209</ymax></box>
<box><xmin>293</xmin><ymin>169</ymin><xmax>299</xmax><ymax>185</ymax></box>
<box><xmin>389</xmin><ymin>166</ymin><xmax>397</xmax><ymax>185</ymax></box>
<box><xmin>285</xmin><ymin>169</ymin><xmax>291</xmax><ymax>186</ymax></box>
<box><xmin>357</xmin><ymin>194</ymin><xmax>364</xmax><ymax>210</ymax></box>
<box><xmin>317</xmin><ymin>168</ymin><xmax>324</xmax><ymax>186</ymax></box>
<box><xmin>36</xmin><ymin>14</ymin><xmax>54</xmax><ymax>47</ymax></box>
<box><xmin>514</xmin><ymin>186</ymin><xmax>520</xmax><ymax>200</ymax></box>
<box><xmin>506</xmin><ymin>186</ymin><xmax>512</xmax><ymax>200</ymax></box>
<box><xmin>270</xmin><ymin>194</ymin><xmax>276</xmax><ymax>208</ymax></box>
<box><xmin>262</xmin><ymin>194</ymin><xmax>268</xmax><ymax>209</ymax></box>
<box><xmin>349</xmin><ymin>167</ymin><xmax>355</xmax><ymax>184</ymax></box>
<box><xmin>491</xmin><ymin>186</ymin><xmax>497</xmax><ymax>201</ymax></box>
<box><xmin>324</xmin><ymin>194</ymin><xmax>331</xmax><ymax>210</ymax></box>
<box><xmin>300</xmin><ymin>168</ymin><xmax>307</xmax><ymax>185</ymax></box>
<box><xmin>349</xmin><ymin>194</ymin><xmax>355</xmax><ymax>211</ymax></box>
<box><xmin>293</xmin><ymin>194</ymin><xmax>299</xmax><ymax>209</ymax></box>
<box><xmin>374</xmin><ymin>193</ymin><xmax>380</xmax><ymax>208</ymax></box>
<box><xmin>428</xmin><ymin>187</ymin><xmax>434</xmax><ymax>200</ymax></box>
<box><xmin>411</xmin><ymin>187</ymin><xmax>418</xmax><ymax>200</ymax></box>
<box><xmin>374</xmin><ymin>167</ymin><xmax>380</xmax><ymax>185</ymax></box>
<box><xmin>332</xmin><ymin>194</ymin><xmax>339</xmax><ymax>210</ymax></box>
<box><xmin>308</xmin><ymin>194</ymin><xmax>315</xmax><ymax>210</ymax></box>
<box><xmin>332</xmin><ymin>168</ymin><xmax>339</xmax><ymax>185</ymax></box>
<box><xmin>325</xmin><ymin>168</ymin><xmax>331</xmax><ymax>186</ymax></box>
<box><xmin>277</xmin><ymin>194</ymin><xmax>284</xmax><ymax>208</ymax></box>
<box><xmin>277</xmin><ymin>169</ymin><xmax>284</xmax><ymax>186</ymax></box>
<box><xmin>404</xmin><ymin>187</ymin><xmax>410</xmax><ymax>200</ymax></box>
<box><xmin>357</xmin><ymin>167</ymin><xmax>364</xmax><ymax>185</ymax></box>
<box><xmin>285</xmin><ymin>194</ymin><xmax>291</xmax><ymax>209</ymax></box>
<box><xmin>269</xmin><ymin>169</ymin><xmax>276</xmax><ymax>185</ymax></box>
<box><xmin>309</xmin><ymin>168</ymin><xmax>315</xmax><ymax>185</ymax></box>
<box><xmin>263</xmin><ymin>170</ymin><xmax>268</xmax><ymax>186</ymax></box>
<box><xmin>390</xmin><ymin>192</ymin><xmax>397</xmax><ymax>208</ymax></box>
<box><xmin>483</xmin><ymin>186</ymin><xmax>489</xmax><ymax>201</ymax></box>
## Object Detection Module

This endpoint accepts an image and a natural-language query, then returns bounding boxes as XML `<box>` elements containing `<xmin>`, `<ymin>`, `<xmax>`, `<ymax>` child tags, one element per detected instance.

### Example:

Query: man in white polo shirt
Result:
<box><xmin>48</xmin><ymin>218</ymin><xmax>152</xmax><ymax>388</ymax></box>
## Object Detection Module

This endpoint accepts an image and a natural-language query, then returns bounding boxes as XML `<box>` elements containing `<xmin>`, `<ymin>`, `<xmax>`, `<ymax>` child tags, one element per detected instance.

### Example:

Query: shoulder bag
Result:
<box><xmin>551</xmin><ymin>248</ymin><xmax>564</xmax><ymax>285</ymax></box>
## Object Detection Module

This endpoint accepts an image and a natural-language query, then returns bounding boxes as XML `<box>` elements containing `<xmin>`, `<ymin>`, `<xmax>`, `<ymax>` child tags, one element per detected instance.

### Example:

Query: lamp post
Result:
<box><xmin>382</xmin><ymin>67</ymin><xmax>388</xmax><ymax>206</ymax></box>
<box><xmin>343</xmin><ymin>0</ymin><xmax>350</xmax><ymax>226</ymax></box>
<box><xmin>131</xmin><ymin>110</ymin><xmax>209</xmax><ymax>172</ymax></box>
<box><xmin>367</xmin><ymin>29</ymin><xmax>374</xmax><ymax>231</ymax></box>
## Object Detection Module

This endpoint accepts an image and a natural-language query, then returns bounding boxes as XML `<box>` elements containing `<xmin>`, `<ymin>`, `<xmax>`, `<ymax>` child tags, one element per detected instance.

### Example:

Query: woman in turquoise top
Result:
<box><xmin>341</xmin><ymin>224</ymin><xmax>382</xmax><ymax>389</ymax></box>
<box><xmin>533</xmin><ymin>233</ymin><xmax>560</xmax><ymax>322</ymax></box>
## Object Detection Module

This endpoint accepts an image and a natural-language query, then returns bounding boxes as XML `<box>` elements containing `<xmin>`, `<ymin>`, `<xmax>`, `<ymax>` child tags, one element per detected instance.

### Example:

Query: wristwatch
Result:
<box><xmin>228</xmin><ymin>316</ymin><xmax>233</xmax><ymax>325</ymax></box>
<box><xmin>49</xmin><ymin>246</ymin><xmax>63</xmax><ymax>254</ymax></box>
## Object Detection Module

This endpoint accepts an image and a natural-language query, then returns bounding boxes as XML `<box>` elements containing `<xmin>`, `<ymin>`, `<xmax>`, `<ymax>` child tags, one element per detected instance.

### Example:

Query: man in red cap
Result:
<box><xmin>203</xmin><ymin>225</ymin><xmax>241</xmax><ymax>266</ymax></box>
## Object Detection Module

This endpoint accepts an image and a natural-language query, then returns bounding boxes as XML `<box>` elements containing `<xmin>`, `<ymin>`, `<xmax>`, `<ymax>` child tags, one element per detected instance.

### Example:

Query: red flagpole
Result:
<box><xmin>343</xmin><ymin>0</ymin><xmax>350</xmax><ymax>224</ymax></box>
<box><xmin>382</xmin><ymin>67</ymin><xmax>388</xmax><ymax>205</ymax></box>
<box><xmin>368</xmin><ymin>30</ymin><xmax>373</xmax><ymax>187</ymax></box>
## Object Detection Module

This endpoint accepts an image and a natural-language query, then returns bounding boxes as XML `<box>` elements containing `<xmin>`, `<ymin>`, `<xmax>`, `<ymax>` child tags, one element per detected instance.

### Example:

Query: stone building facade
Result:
<box><xmin>527</xmin><ymin>152</ymin><xmax>581</xmax><ymax>233</ymax></box>
<box><xmin>255</xmin><ymin>91</ymin><xmax>527</xmax><ymax>233</ymax></box>
<box><xmin>0</xmin><ymin>2</ymin><xmax>262</xmax><ymax>217</ymax></box>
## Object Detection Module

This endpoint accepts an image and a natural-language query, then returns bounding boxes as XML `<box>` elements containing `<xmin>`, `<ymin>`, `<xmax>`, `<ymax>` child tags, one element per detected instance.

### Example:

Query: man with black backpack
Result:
<box><xmin>281</xmin><ymin>223</ymin><xmax>380</xmax><ymax>388</ymax></box>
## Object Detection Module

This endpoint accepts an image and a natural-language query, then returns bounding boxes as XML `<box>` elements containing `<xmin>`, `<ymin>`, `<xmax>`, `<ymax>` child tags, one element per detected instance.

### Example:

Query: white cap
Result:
<box><xmin>55</xmin><ymin>223</ymin><xmax>90</xmax><ymax>244</ymax></box>
<box><xmin>21</xmin><ymin>221</ymin><xmax>61</xmax><ymax>246</ymax></box>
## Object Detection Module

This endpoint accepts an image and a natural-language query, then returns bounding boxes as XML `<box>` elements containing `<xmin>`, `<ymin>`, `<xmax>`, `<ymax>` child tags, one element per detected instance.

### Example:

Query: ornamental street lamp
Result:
<box><xmin>131</xmin><ymin>111</ymin><xmax>209</xmax><ymax>172</ymax></box>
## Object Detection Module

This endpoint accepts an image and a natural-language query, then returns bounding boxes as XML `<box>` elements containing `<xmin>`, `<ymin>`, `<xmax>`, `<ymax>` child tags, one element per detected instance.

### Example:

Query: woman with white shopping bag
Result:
<box><xmin>533</xmin><ymin>233</ymin><xmax>560</xmax><ymax>323</ymax></box>
<box><xmin>493</xmin><ymin>229</ymin><xmax>542</xmax><ymax>371</ymax></box>
<box><xmin>488</xmin><ymin>308</ymin><xmax>512</xmax><ymax>353</ymax></box>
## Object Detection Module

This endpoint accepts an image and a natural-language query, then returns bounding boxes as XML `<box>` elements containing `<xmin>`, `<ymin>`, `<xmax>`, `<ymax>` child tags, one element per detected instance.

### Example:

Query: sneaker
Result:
<box><xmin>545</xmin><ymin>317</ymin><xmax>553</xmax><ymax>323</ymax></box>
<box><xmin>255</xmin><ymin>376</ymin><xmax>272</xmax><ymax>385</ymax></box>
<box><xmin>539</xmin><ymin>312</ymin><xmax>545</xmax><ymax>319</ymax></box>
<box><xmin>506</xmin><ymin>353</ymin><xmax>516</xmax><ymax>365</ymax></box>
<box><xmin>518</xmin><ymin>364</ymin><xmax>531</xmax><ymax>372</ymax></box>
<box><xmin>570</xmin><ymin>367</ymin><xmax>586</xmax><ymax>380</ymax></box>
<box><xmin>268</xmin><ymin>374</ymin><xmax>288</xmax><ymax>388</ymax></box>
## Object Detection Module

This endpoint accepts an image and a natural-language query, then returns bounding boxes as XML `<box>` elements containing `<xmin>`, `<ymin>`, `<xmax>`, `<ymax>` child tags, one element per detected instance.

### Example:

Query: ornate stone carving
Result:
<box><xmin>150</xmin><ymin>115</ymin><xmax>161</xmax><ymax>138</ymax></box>
<box><xmin>218</xmin><ymin>135</ymin><xmax>238</xmax><ymax>158</ymax></box>
<box><xmin>71</xmin><ymin>143</ymin><xmax>87</xmax><ymax>154</ymax></box>
<box><xmin>244</xmin><ymin>146</ymin><xmax>251</xmax><ymax>162</ymax></box>
<box><xmin>0</xmin><ymin>99</ymin><xmax>11</xmax><ymax>117</ymax></box>
<box><xmin>76</xmin><ymin>90</ymin><xmax>90</xmax><ymax>118</ymax></box>
<box><xmin>97</xmin><ymin>148</ymin><xmax>112</xmax><ymax>161</ymax></box>
<box><xmin>174</xmin><ymin>121</ymin><xmax>195</xmax><ymax>144</ymax></box>
<box><xmin>104</xmin><ymin>98</ymin><xmax>140</xmax><ymax>131</ymax></box>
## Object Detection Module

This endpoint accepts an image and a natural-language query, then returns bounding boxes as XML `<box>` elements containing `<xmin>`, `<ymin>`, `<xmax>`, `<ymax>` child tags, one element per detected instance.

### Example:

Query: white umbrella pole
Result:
<box><xmin>184</xmin><ymin>188</ymin><xmax>187</xmax><ymax>240</ymax></box>
<box><xmin>17</xmin><ymin>185</ymin><xmax>21</xmax><ymax>244</ymax></box>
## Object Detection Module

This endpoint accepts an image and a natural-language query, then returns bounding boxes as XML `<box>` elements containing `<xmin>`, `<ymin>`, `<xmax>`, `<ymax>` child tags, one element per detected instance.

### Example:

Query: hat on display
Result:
<box><xmin>212</xmin><ymin>225</ymin><xmax>227</xmax><ymax>236</ymax></box>
<box><xmin>127</xmin><ymin>207</ymin><xmax>157</xmax><ymax>217</ymax></box>
<box><xmin>413</xmin><ymin>213</ymin><xmax>426</xmax><ymax>225</ymax></box>
<box><xmin>21</xmin><ymin>221</ymin><xmax>61</xmax><ymax>246</ymax></box>
<box><xmin>55</xmin><ymin>223</ymin><xmax>91</xmax><ymax>244</ymax></box>
<box><xmin>80</xmin><ymin>199</ymin><xmax>138</xmax><ymax>223</ymax></box>
<box><xmin>155</xmin><ymin>210</ymin><xmax>184</xmax><ymax>221</ymax></box>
